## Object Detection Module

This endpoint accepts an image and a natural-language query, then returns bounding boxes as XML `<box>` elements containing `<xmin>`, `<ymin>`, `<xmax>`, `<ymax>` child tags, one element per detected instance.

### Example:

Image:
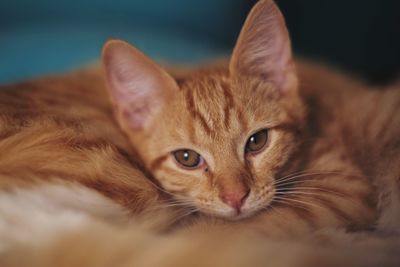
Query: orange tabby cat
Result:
<box><xmin>0</xmin><ymin>0</ymin><xmax>399</xmax><ymax>266</ymax></box>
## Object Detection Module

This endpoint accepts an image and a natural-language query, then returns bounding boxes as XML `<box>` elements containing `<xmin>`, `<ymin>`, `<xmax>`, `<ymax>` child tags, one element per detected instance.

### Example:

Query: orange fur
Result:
<box><xmin>0</xmin><ymin>0</ymin><xmax>399</xmax><ymax>266</ymax></box>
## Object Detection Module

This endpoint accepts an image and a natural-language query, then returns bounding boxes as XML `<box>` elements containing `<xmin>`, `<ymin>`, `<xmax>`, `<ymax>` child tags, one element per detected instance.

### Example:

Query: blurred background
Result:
<box><xmin>0</xmin><ymin>0</ymin><xmax>399</xmax><ymax>84</ymax></box>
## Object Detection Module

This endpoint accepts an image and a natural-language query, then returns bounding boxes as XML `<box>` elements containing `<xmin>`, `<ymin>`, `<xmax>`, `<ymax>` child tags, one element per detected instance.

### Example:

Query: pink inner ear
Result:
<box><xmin>105</xmin><ymin>44</ymin><xmax>154</xmax><ymax>101</ymax></box>
<box><xmin>120</xmin><ymin>106</ymin><xmax>149</xmax><ymax>130</ymax></box>
<box><xmin>102</xmin><ymin>40</ymin><xmax>176</xmax><ymax>130</ymax></box>
<box><xmin>230</xmin><ymin>0</ymin><xmax>297</xmax><ymax>93</ymax></box>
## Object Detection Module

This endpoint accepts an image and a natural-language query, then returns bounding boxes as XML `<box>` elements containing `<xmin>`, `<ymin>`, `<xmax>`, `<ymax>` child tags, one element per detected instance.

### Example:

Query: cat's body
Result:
<box><xmin>1</xmin><ymin>59</ymin><xmax>399</xmax><ymax>226</ymax></box>
<box><xmin>297</xmin><ymin>62</ymin><xmax>400</xmax><ymax>232</ymax></box>
<box><xmin>0</xmin><ymin>67</ymin><xmax>161</xmax><ymax>213</ymax></box>
<box><xmin>1</xmin><ymin>60</ymin><xmax>399</xmax><ymax>266</ymax></box>
<box><xmin>0</xmin><ymin>0</ymin><xmax>399</xmax><ymax>266</ymax></box>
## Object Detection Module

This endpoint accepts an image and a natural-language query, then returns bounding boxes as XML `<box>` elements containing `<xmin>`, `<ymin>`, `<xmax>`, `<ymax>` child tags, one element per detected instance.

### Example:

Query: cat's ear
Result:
<box><xmin>102</xmin><ymin>40</ymin><xmax>178</xmax><ymax>130</ymax></box>
<box><xmin>230</xmin><ymin>0</ymin><xmax>297</xmax><ymax>93</ymax></box>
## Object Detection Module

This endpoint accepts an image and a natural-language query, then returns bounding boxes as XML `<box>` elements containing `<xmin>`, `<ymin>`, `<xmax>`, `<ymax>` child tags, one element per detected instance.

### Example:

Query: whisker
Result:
<box><xmin>170</xmin><ymin>208</ymin><xmax>199</xmax><ymax>224</ymax></box>
<box><xmin>144</xmin><ymin>179</ymin><xmax>188</xmax><ymax>200</ymax></box>
<box><xmin>276</xmin><ymin>190</ymin><xmax>338</xmax><ymax>198</ymax></box>
<box><xmin>275</xmin><ymin>171</ymin><xmax>338</xmax><ymax>185</ymax></box>
<box><xmin>275</xmin><ymin>170</ymin><xmax>314</xmax><ymax>182</ymax></box>
<box><xmin>274</xmin><ymin>171</ymin><xmax>363</xmax><ymax>187</ymax></box>
<box><xmin>276</xmin><ymin>186</ymin><xmax>345</xmax><ymax>196</ymax></box>
<box><xmin>157</xmin><ymin>203</ymin><xmax>192</xmax><ymax>209</ymax></box>
<box><xmin>275</xmin><ymin>188</ymin><xmax>361</xmax><ymax>209</ymax></box>
<box><xmin>274</xmin><ymin>178</ymin><xmax>319</xmax><ymax>186</ymax></box>
<box><xmin>275</xmin><ymin>168</ymin><xmax>343</xmax><ymax>181</ymax></box>
<box><xmin>271</xmin><ymin>198</ymin><xmax>315</xmax><ymax>214</ymax></box>
<box><xmin>273</xmin><ymin>196</ymin><xmax>327</xmax><ymax>211</ymax></box>
<box><xmin>145</xmin><ymin>198</ymin><xmax>196</xmax><ymax>213</ymax></box>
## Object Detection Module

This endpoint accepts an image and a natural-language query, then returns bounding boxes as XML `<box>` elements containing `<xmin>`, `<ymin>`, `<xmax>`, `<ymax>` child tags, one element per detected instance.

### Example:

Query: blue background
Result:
<box><xmin>0</xmin><ymin>0</ymin><xmax>399</xmax><ymax>84</ymax></box>
<box><xmin>0</xmin><ymin>0</ymin><xmax>254</xmax><ymax>83</ymax></box>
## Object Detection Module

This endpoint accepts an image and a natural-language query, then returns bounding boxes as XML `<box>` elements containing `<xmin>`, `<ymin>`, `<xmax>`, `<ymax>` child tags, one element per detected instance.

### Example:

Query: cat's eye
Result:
<box><xmin>245</xmin><ymin>129</ymin><xmax>269</xmax><ymax>154</ymax></box>
<box><xmin>173</xmin><ymin>149</ymin><xmax>203</xmax><ymax>169</ymax></box>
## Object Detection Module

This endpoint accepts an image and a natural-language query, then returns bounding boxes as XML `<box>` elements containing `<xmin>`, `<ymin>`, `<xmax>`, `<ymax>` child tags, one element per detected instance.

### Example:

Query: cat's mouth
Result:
<box><xmin>207</xmin><ymin>205</ymin><xmax>265</xmax><ymax>221</ymax></box>
<box><xmin>196</xmin><ymin>188</ymin><xmax>275</xmax><ymax>220</ymax></box>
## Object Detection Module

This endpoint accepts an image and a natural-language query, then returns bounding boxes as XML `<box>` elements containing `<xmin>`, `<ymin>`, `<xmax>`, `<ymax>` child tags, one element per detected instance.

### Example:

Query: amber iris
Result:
<box><xmin>245</xmin><ymin>130</ymin><xmax>269</xmax><ymax>153</ymax></box>
<box><xmin>174</xmin><ymin>149</ymin><xmax>202</xmax><ymax>168</ymax></box>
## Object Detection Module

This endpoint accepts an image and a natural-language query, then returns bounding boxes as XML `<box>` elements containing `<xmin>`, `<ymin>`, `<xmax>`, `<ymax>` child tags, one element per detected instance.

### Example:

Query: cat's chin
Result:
<box><xmin>227</xmin><ymin>211</ymin><xmax>257</xmax><ymax>221</ymax></box>
<box><xmin>202</xmin><ymin>207</ymin><xmax>259</xmax><ymax>221</ymax></box>
<box><xmin>196</xmin><ymin>198</ymin><xmax>273</xmax><ymax>220</ymax></box>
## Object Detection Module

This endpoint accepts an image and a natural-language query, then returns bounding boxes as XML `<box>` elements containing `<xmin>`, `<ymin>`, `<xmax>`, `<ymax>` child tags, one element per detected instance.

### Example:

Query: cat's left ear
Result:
<box><xmin>102</xmin><ymin>40</ymin><xmax>178</xmax><ymax>130</ymax></box>
<box><xmin>230</xmin><ymin>0</ymin><xmax>297</xmax><ymax>94</ymax></box>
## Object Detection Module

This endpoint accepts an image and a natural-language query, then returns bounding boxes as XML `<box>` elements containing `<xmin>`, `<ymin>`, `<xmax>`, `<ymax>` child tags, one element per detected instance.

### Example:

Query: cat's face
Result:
<box><xmin>137</xmin><ymin>75</ymin><xmax>304</xmax><ymax>219</ymax></box>
<box><xmin>103</xmin><ymin>0</ymin><xmax>305</xmax><ymax>219</ymax></box>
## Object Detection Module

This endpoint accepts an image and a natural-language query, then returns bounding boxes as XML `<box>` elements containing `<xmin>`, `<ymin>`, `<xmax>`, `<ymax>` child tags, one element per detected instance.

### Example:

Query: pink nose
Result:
<box><xmin>220</xmin><ymin>189</ymin><xmax>250</xmax><ymax>213</ymax></box>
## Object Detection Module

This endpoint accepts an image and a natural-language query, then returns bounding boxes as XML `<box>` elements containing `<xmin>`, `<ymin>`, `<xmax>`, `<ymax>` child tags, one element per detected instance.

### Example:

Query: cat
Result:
<box><xmin>0</xmin><ymin>0</ymin><xmax>399</xmax><ymax>266</ymax></box>
<box><xmin>100</xmin><ymin>0</ymin><xmax>397</xmax><ymax>231</ymax></box>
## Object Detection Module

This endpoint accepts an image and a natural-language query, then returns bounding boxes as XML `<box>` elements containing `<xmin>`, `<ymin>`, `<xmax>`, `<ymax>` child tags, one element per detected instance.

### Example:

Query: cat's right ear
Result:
<box><xmin>102</xmin><ymin>40</ymin><xmax>178</xmax><ymax>130</ymax></box>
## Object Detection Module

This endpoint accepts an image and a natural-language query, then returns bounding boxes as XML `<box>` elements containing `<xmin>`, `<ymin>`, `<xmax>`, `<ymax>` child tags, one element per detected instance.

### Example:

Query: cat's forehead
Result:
<box><xmin>178</xmin><ymin>73</ymin><xmax>241</xmax><ymax>133</ymax></box>
<box><xmin>176</xmin><ymin>72</ymin><xmax>281</xmax><ymax>120</ymax></box>
<box><xmin>181</xmin><ymin>73</ymin><xmax>233</xmax><ymax>106</ymax></box>
<box><xmin>167</xmin><ymin>72</ymin><xmax>282</xmax><ymax>147</ymax></box>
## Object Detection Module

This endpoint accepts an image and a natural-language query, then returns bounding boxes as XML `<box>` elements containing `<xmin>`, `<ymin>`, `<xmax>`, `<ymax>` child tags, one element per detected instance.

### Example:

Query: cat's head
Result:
<box><xmin>102</xmin><ymin>0</ymin><xmax>305</xmax><ymax>220</ymax></box>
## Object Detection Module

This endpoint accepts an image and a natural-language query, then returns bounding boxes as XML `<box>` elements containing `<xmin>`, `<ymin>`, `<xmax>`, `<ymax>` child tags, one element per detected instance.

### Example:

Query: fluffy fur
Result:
<box><xmin>0</xmin><ymin>0</ymin><xmax>399</xmax><ymax>266</ymax></box>
<box><xmin>0</xmin><ymin>184</ymin><xmax>399</xmax><ymax>267</ymax></box>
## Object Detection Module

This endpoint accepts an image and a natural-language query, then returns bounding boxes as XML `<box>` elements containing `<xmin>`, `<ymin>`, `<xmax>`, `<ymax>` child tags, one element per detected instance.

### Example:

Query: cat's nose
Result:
<box><xmin>220</xmin><ymin>188</ymin><xmax>250</xmax><ymax>213</ymax></box>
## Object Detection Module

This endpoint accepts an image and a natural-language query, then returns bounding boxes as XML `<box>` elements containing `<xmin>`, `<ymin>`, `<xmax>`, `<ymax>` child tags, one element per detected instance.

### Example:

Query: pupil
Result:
<box><xmin>183</xmin><ymin>151</ymin><xmax>189</xmax><ymax>161</ymax></box>
<box><xmin>251</xmin><ymin>136</ymin><xmax>257</xmax><ymax>144</ymax></box>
